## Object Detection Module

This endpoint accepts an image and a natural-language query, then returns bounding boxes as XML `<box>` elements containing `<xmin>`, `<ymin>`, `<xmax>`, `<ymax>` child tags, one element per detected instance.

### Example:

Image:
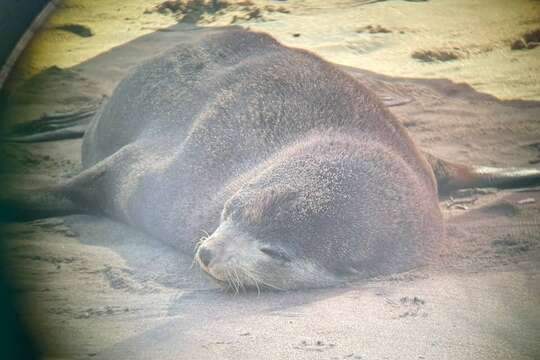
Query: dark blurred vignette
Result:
<box><xmin>0</xmin><ymin>254</ymin><xmax>39</xmax><ymax>360</ymax></box>
<box><xmin>1</xmin><ymin>1</ymin><xmax>48</xmax><ymax>359</ymax></box>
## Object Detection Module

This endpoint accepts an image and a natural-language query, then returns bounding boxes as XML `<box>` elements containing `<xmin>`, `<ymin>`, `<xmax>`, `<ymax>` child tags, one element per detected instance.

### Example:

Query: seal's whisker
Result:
<box><xmin>260</xmin><ymin>279</ymin><xmax>284</xmax><ymax>291</ymax></box>
<box><xmin>190</xmin><ymin>241</ymin><xmax>205</xmax><ymax>270</ymax></box>
<box><xmin>232</xmin><ymin>268</ymin><xmax>240</xmax><ymax>292</ymax></box>
<box><xmin>189</xmin><ymin>255</ymin><xmax>198</xmax><ymax>270</ymax></box>
<box><xmin>224</xmin><ymin>270</ymin><xmax>234</xmax><ymax>293</ymax></box>
<box><xmin>231</xmin><ymin>268</ymin><xmax>239</xmax><ymax>292</ymax></box>
<box><xmin>253</xmin><ymin>277</ymin><xmax>261</xmax><ymax>296</ymax></box>
<box><xmin>226</xmin><ymin>269</ymin><xmax>239</xmax><ymax>294</ymax></box>
<box><xmin>233</xmin><ymin>268</ymin><xmax>246</xmax><ymax>294</ymax></box>
<box><xmin>249</xmin><ymin>270</ymin><xmax>285</xmax><ymax>291</ymax></box>
<box><xmin>228</xmin><ymin>279</ymin><xmax>235</xmax><ymax>294</ymax></box>
<box><xmin>239</xmin><ymin>266</ymin><xmax>261</xmax><ymax>296</ymax></box>
<box><xmin>224</xmin><ymin>281</ymin><xmax>233</xmax><ymax>294</ymax></box>
<box><xmin>193</xmin><ymin>234</ymin><xmax>208</xmax><ymax>253</ymax></box>
<box><xmin>224</xmin><ymin>269</ymin><xmax>231</xmax><ymax>291</ymax></box>
<box><xmin>227</xmin><ymin>271</ymin><xmax>236</xmax><ymax>293</ymax></box>
<box><xmin>232</xmin><ymin>269</ymin><xmax>241</xmax><ymax>295</ymax></box>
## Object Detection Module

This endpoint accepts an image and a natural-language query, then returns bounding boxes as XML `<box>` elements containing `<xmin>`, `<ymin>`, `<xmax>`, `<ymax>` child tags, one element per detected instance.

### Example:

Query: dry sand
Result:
<box><xmin>1</xmin><ymin>1</ymin><xmax>540</xmax><ymax>359</ymax></box>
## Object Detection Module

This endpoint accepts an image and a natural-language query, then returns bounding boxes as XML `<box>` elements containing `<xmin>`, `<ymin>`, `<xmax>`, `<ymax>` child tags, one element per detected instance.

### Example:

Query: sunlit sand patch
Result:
<box><xmin>7</xmin><ymin>0</ymin><xmax>540</xmax><ymax>100</ymax></box>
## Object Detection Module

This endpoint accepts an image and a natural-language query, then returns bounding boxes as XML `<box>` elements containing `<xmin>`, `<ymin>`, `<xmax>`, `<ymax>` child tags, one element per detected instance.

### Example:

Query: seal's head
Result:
<box><xmin>195</xmin><ymin>217</ymin><xmax>340</xmax><ymax>291</ymax></box>
<box><xmin>195</xmin><ymin>136</ymin><xmax>442</xmax><ymax>291</ymax></box>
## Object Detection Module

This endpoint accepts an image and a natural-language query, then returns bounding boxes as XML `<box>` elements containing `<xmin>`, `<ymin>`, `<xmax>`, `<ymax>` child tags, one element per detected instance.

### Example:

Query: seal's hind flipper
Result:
<box><xmin>423</xmin><ymin>152</ymin><xmax>540</xmax><ymax>195</ymax></box>
<box><xmin>4</xmin><ymin>102</ymin><xmax>101</xmax><ymax>143</ymax></box>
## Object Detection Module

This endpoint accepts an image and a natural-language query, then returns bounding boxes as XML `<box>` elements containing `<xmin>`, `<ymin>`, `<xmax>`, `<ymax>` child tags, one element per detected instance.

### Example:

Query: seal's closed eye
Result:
<box><xmin>260</xmin><ymin>247</ymin><xmax>291</xmax><ymax>262</ymax></box>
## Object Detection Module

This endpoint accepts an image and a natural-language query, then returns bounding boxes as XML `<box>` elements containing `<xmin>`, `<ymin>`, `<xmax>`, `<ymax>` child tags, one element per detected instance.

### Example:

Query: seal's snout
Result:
<box><xmin>197</xmin><ymin>246</ymin><xmax>214</xmax><ymax>267</ymax></box>
<box><xmin>195</xmin><ymin>221</ymin><xmax>259</xmax><ymax>281</ymax></box>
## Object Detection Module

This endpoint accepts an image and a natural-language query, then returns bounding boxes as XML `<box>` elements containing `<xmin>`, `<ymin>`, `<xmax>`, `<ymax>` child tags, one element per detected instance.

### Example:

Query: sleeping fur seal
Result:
<box><xmin>3</xmin><ymin>28</ymin><xmax>540</xmax><ymax>290</ymax></box>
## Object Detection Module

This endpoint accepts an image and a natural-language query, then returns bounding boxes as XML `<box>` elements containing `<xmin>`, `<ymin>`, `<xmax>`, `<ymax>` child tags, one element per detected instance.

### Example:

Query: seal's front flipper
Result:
<box><xmin>4</xmin><ymin>101</ymin><xmax>102</xmax><ymax>143</ymax></box>
<box><xmin>423</xmin><ymin>152</ymin><xmax>540</xmax><ymax>195</ymax></box>
<box><xmin>0</xmin><ymin>166</ymin><xmax>106</xmax><ymax>222</ymax></box>
<box><xmin>0</xmin><ymin>180</ymin><xmax>81</xmax><ymax>222</ymax></box>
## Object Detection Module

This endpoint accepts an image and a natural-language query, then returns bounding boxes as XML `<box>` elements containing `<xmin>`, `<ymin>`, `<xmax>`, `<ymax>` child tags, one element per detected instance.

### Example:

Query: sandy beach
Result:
<box><xmin>1</xmin><ymin>1</ymin><xmax>540</xmax><ymax>359</ymax></box>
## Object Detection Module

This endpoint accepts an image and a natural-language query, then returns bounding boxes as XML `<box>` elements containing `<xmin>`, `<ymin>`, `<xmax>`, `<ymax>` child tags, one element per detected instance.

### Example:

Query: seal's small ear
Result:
<box><xmin>221</xmin><ymin>195</ymin><xmax>242</xmax><ymax>221</ymax></box>
<box><xmin>241</xmin><ymin>187</ymin><xmax>299</xmax><ymax>225</ymax></box>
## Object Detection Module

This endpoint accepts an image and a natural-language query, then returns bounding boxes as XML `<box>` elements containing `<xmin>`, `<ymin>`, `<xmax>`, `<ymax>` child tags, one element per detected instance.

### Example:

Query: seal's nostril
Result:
<box><xmin>198</xmin><ymin>246</ymin><xmax>214</xmax><ymax>267</ymax></box>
